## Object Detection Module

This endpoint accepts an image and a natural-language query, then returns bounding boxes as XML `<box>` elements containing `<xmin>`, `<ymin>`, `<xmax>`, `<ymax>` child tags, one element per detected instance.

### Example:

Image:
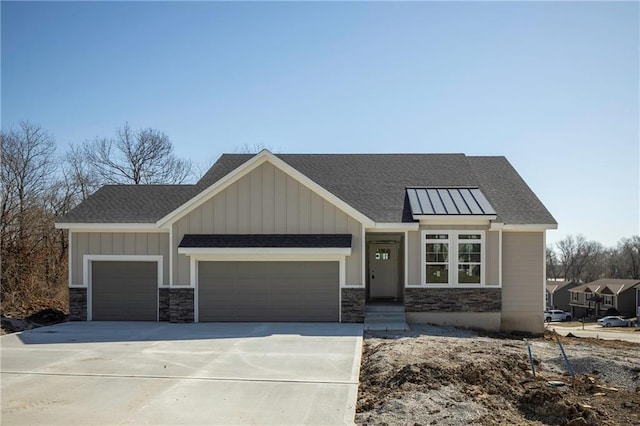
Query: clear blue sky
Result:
<box><xmin>2</xmin><ymin>1</ymin><xmax>638</xmax><ymax>248</ymax></box>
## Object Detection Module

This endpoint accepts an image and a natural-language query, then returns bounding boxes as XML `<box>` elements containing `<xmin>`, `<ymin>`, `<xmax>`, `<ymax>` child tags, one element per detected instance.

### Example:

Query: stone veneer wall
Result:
<box><xmin>405</xmin><ymin>288</ymin><xmax>501</xmax><ymax>312</ymax></box>
<box><xmin>341</xmin><ymin>287</ymin><xmax>365</xmax><ymax>322</ymax></box>
<box><xmin>170</xmin><ymin>288</ymin><xmax>194</xmax><ymax>322</ymax></box>
<box><xmin>158</xmin><ymin>288</ymin><xmax>170</xmax><ymax>321</ymax></box>
<box><xmin>69</xmin><ymin>287</ymin><xmax>87</xmax><ymax>321</ymax></box>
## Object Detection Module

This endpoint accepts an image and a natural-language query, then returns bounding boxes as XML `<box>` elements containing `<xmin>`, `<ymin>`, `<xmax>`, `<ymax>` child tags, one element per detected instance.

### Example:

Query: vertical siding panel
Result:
<box><xmin>124</xmin><ymin>234</ymin><xmax>136</xmax><ymax>255</ymax></box>
<box><xmin>285</xmin><ymin>177</ymin><xmax>299</xmax><ymax>233</ymax></box>
<box><xmin>135</xmin><ymin>233</ymin><xmax>147</xmax><ymax>255</ymax></box>
<box><xmin>89</xmin><ymin>233</ymin><xmax>101</xmax><ymax>254</ymax></box>
<box><xmin>74</xmin><ymin>233</ymin><xmax>88</xmax><ymax>284</ymax></box>
<box><xmin>113</xmin><ymin>233</ymin><xmax>124</xmax><ymax>254</ymax></box>
<box><xmin>407</xmin><ymin>231</ymin><xmax>420</xmax><ymax>285</ymax></box>
<box><xmin>213</xmin><ymin>193</ymin><xmax>226</xmax><ymax>233</ymax></box>
<box><xmin>335</xmin><ymin>210</ymin><xmax>348</xmax><ymax>233</ymax></box>
<box><xmin>238</xmin><ymin>175</ymin><xmax>251</xmax><ymax>232</ymax></box>
<box><xmin>100</xmin><ymin>233</ymin><xmax>112</xmax><ymax>254</ymax></box>
<box><xmin>298</xmin><ymin>185</ymin><xmax>311</xmax><ymax>233</ymax></box>
<box><xmin>322</xmin><ymin>200</ymin><xmax>335</xmax><ymax>232</ymax></box>
<box><xmin>274</xmin><ymin>168</ymin><xmax>287</xmax><ymax>233</ymax></box>
<box><xmin>226</xmin><ymin>181</ymin><xmax>239</xmax><ymax>233</ymax></box>
<box><xmin>310</xmin><ymin>192</ymin><xmax>323</xmax><ymax>233</ymax></box>
<box><xmin>262</xmin><ymin>163</ymin><xmax>275</xmax><ymax>232</ymax></box>
<box><xmin>346</xmin><ymin>217</ymin><xmax>362</xmax><ymax>285</ymax></box>
<box><xmin>160</xmin><ymin>233</ymin><xmax>169</xmax><ymax>284</ymax></box>
<box><xmin>250</xmin><ymin>168</ymin><xmax>262</xmax><ymax>233</ymax></box>
<box><xmin>190</xmin><ymin>205</ymin><xmax>202</xmax><ymax>234</ymax></box>
<box><xmin>201</xmin><ymin>198</ymin><xmax>215</xmax><ymax>232</ymax></box>
<box><xmin>148</xmin><ymin>233</ymin><xmax>159</xmax><ymax>254</ymax></box>
<box><xmin>177</xmin><ymin>220</ymin><xmax>189</xmax><ymax>284</ymax></box>
<box><xmin>486</xmin><ymin>231</ymin><xmax>499</xmax><ymax>285</ymax></box>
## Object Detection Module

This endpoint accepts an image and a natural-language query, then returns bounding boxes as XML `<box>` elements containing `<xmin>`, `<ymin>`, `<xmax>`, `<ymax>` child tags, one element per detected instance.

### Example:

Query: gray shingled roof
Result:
<box><xmin>58</xmin><ymin>153</ymin><xmax>557</xmax><ymax>225</ymax></box>
<box><xmin>57</xmin><ymin>185</ymin><xmax>200</xmax><ymax>223</ymax></box>
<box><xmin>179</xmin><ymin>234</ymin><xmax>352</xmax><ymax>248</ymax></box>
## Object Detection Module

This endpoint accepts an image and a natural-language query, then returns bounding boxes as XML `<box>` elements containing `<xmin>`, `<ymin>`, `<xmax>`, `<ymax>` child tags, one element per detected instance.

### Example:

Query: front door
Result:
<box><xmin>368</xmin><ymin>242</ymin><xmax>399</xmax><ymax>299</ymax></box>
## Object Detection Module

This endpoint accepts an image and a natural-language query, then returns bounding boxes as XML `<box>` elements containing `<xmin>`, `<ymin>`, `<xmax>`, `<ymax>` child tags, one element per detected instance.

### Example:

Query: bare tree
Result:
<box><xmin>81</xmin><ymin>124</ymin><xmax>194</xmax><ymax>185</ymax></box>
<box><xmin>546</xmin><ymin>247</ymin><xmax>559</xmax><ymax>280</ymax></box>
<box><xmin>618</xmin><ymin>236</ymin><xmax>640</xmax><ymax>279</ymax></box>
<box><xmin>0</xmin><ymin>122</ymin><xmax>66</xmax><ymax>315</ymax></box>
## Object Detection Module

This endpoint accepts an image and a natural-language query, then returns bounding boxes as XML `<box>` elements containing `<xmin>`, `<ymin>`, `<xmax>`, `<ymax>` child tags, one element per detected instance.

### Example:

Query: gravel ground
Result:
<box><xmin>357</xmin><ymin>325</ymin><xmax>640</xmax><ymax>425</ymax></box>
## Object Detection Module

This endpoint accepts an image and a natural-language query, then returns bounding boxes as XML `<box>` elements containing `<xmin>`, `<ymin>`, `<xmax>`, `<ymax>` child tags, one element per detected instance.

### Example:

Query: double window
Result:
<box><xmin>602</xmin><ymin>294</ymin><xmax>613</xmax><ymax>306</ymax></box>
<box><xmin>423</xmin><ymin>231</ymin><xmax>485</xmax><ymax>286</ymax></box>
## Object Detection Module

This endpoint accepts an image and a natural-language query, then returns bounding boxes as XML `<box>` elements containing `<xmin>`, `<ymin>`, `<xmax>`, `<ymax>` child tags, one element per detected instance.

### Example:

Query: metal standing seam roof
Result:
<box><xmin>179</xmin><ymin>234</ymin><xmax>353</xmax><ymax>248</ymax></box>
<box><xmin>406</xmin><ymin>188</ymin><xmax>496</xmax><ymax>215</ymax></box>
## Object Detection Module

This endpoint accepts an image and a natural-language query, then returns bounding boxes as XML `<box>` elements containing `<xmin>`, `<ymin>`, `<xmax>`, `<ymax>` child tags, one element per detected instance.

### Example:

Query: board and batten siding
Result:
<box><xmin>407</xmin><ymin>225</ymin><xmax>499</xmax><ymax>286</ymax></box>
<box><xmin>172</xmin><ymin>162</ymin><xmax>363</xmax><ymax>286</ymax></box>
<box><xmin>501</xmin><ymin>232</ymin><xmax>545</xmax><ymax>333</ymax></box>
<box><xmin>71</xmin><ymin>232</ymin><xmax>170</xmax><ymax>285</ymax></box>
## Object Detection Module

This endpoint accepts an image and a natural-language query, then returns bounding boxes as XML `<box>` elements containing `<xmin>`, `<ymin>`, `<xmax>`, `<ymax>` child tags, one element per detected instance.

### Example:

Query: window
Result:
<box><xmin>375</xmin><ymin>248</ymin><xmax>391</xmax><ymax>260</ymax></box>
<box><xmin>425</xmin><ymin>234</ymin><xmax>449</xmax><ymax>284</ymax></box>
<box><xmin>571</xmin><ymin>292</ymin><xmax>579</xmax><ymax>302</ymax></box>
<box><xmin>602</xmin><ymin>295</ymin><xmax>613</xmax><ymax>306</ymax></box>
<box><xmin>422</xmin><ymin>231</ymin><xmax>485</xmax><ymax>286</ymax></box>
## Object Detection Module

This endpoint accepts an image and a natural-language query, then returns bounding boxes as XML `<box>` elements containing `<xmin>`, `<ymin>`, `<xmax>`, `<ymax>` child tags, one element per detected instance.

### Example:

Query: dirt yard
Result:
<box><xmin>356</xmin><ymin>325</ymin><xmax>639</xmax><ymax>426</ymax></box>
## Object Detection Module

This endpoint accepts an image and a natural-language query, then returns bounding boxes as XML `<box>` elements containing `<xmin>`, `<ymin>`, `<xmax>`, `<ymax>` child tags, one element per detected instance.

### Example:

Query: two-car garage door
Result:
<box><xmin>198</xmin><ymin>261</ymin><xmax>339</xmax><ymax>322</ymax></box>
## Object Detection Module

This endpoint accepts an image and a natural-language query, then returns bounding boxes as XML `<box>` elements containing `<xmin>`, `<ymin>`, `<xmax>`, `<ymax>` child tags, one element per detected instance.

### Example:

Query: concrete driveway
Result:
<box><xmin>548</xmin><ymin>323</ymin><xmax>640</xmax><ymax>343</ymax></box>
<box><xmin>1</xmin><ymin>322</ymin><xmax>363</xmax><ymax>425</ymax></box>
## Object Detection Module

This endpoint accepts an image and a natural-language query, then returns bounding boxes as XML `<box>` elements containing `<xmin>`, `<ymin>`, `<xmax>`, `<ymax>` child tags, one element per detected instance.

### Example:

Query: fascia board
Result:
<box><xmin>491</xmin><ymin>223</ymin><xmax>558</xmax><ymax>231</ymax></box>
<box><xmin>157</xmin><ymin>149</ymin><xmax>374</xmax><ymax>228</ymax></box>
<box><xmin>55</xmin><ymin>223</ymin><xmax>165</xmax><ymax>232</ymax></box>
<box><xmin>370</xmin><ymin>222</ymin><xmax>419</xmax><ymax>231</ymax></box>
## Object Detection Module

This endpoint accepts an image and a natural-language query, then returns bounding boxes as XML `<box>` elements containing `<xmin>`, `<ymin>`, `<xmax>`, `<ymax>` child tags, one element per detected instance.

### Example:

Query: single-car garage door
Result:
<box><xmin>92</xmin><ymin>261</ymin><xmax>157</xmax><ymax>321</ymax></box>
<box><xmin>198</xmin><ymin>261</ymin><xmax>339</xmax><ymax>322</ymax></box>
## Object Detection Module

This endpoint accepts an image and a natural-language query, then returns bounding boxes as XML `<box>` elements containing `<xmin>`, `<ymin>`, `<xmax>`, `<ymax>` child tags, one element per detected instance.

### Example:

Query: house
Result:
<box><xmin>55</xmin><ymin>151</ymin><xmax>557</xmax><ymax>333</ymax></box>
<box><xmin>569</xmin><ymin>278</ymin><xmax>640</xmax><ymax>318</ymax></box>
<box><xmin>546</xmin><ymin>280</ymin><xmax>578</xmax><ymax>312</ymax></box>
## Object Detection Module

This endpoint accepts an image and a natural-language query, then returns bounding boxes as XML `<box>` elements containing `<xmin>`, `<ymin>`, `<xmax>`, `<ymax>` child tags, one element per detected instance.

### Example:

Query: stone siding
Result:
<box><xmin>170</xmin><ymin>288</ymin><xmax>194</xmax><ymax>323</ymax></box>
<box><xmin>159</xmin><ymin>288</ymin><xmax>170</xmax><ymax>321</ymax></box>
<box><xmin>69</xmin><ymin>287</ymin><xmax>87</xmax><ymax>321</ymax></box>
<box><xmin>405</xmin><ymin>288</ymin><xmax>501</xmax><ymax>312</ymax></box>
<box><xmin>341</xmin><ymin>287</ymin><xmax>365</xmax><ymax>322</ymax></box>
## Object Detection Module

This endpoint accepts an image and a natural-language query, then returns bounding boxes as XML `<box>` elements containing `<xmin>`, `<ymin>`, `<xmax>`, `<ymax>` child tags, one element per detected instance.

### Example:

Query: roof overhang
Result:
<box><xmin>413</xmin><ymin>215</ymin><xmax>496</xmax><ymax>225</ymax></box>
<box><xmin>490</xmin><ymin>223</ymin><xmax>558</xmax><ymax>231</ymax></box>
<box><xmin>55</xmin><ymin>223</ymin><xmax>165</xmax><ymax>232</ymax></box>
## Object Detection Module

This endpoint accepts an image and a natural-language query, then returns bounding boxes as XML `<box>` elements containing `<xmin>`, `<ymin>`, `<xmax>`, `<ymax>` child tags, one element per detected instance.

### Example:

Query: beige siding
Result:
<box><xmin>501</xmin><ymin>232</ymin><xmax>545</xmax><ymax>333</ymax></box>
<box><xmin>71</xmin><ymin>232</ymin><xmax>170</xmax><ymax>285</ymax></box>
<box><xmin>173</xmin><ymin>162</ymin><xmax>363</xmax><ymax>285</ymax></box>
<box><xmin>407</xmin><ymin>225</ymin><xmax>497</xmax><ymax>286</ymax></box>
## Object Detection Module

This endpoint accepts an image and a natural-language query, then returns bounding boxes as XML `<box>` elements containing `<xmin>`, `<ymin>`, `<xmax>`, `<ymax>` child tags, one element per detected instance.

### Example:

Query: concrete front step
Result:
<box><xmin>365</xmin><ymin>304</ymin><xmax>405</xmax><ymax>313</ymax></box>
<box><xmin>364</xmin><ymin>304</ymin><xmax>409</xmax><ymax>331</ymax></box>
<box><xmin>365</xmin><ymin>314</ymin><xmax>407</xmax><ymax>322</ymax></box>
<box><xmin>364</xmin><ymin>321</ymin><xmax>410</xmax><ymax>331</ymax></box>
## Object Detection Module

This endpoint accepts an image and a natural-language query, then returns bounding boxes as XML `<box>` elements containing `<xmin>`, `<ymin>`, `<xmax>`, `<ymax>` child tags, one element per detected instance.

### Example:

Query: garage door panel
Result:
<box><xmin>92</xmin><ymin>261</ymin><xmax>157</xmax><ymax>321</ymax></box>
<box><xmin>198</xmin><ymin>261</ymin><xmax>339</xmax><ymax>322</ymax></box>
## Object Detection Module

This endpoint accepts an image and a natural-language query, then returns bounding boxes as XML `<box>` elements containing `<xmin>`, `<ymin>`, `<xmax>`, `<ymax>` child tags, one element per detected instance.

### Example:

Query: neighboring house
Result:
<box><xmin>636</xmin><ymin>283</ymin><xmax>640</xmax><ymax>318</ymax></box>
<box><xmin>55</xmin><ymin>151</ymin><xmax>557</xmax><ymax>333</ymax></box>
<box><xmin>546</xmin><ymin>280</ymin><xmax>578</xmax><ymax>312</ymax></box>
<box><xmin>569</xmin><ymin>278</ymin><xmax>640</xmax><ymax>318</ymax></box>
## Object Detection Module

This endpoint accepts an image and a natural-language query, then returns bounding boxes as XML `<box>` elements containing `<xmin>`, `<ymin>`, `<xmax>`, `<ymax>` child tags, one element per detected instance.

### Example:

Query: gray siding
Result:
<box><xmin>72</xmin><ymin>232</ymin><xmax>169</xmax><ymax>285</ymax></box>
<box><xmin>173</xmin><ymin>162</ymin><xmax>363</xmax><ymax>285</ymax></box>
<box><xmin>501</xmin><ymin>232</ymin><xmax>545</xmax><ymax>333</ymax></box>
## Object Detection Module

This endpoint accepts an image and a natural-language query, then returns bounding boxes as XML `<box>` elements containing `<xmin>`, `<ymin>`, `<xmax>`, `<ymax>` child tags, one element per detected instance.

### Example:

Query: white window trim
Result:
<box><xmin>420</xmin><ymin>230</ymin><xmax>487</xmax><ymax>288</ymax></box>
<box><xmin>82</xmin><ymin>254</ymin><xmax>164</xmax><ymax>321</ymax></box>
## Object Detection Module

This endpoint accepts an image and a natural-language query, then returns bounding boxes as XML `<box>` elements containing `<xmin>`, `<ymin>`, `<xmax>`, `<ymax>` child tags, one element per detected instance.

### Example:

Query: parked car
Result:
<box><xmin>597</xmin><ymin>316</ymin><xmax>630</xmax><ymax>327</ymax></box>
<box><xmin>544</xmin><ymin>310</ymin><xmax>572</xmax><ymax>322</ymax></box>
